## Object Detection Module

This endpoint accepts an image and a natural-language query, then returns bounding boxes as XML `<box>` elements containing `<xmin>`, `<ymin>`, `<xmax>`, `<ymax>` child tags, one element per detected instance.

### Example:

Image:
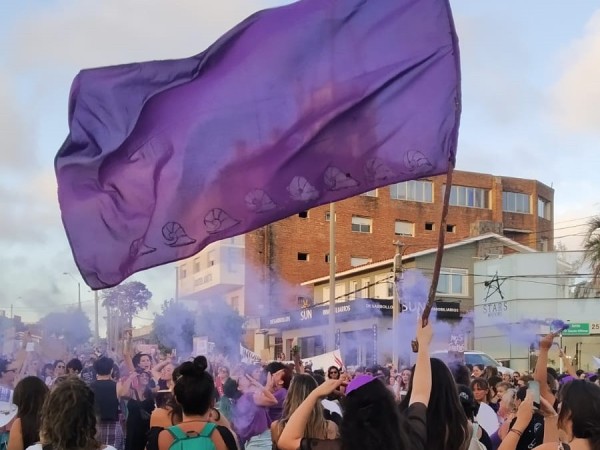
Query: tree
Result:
<box><xmin>584</xmin><ymin>215</ymin><xmax>600</xmax><ymax>289</ymax></box>
<box><xmin>195</xmin><ymin>299</ymin><xmax>244</xmax><ymax>357</ymax></box>
<box><xmin>101</xmin><ymin>281</ymin><xmax>152</xmax><ymax>328</ymax></box>
<box><xmin>38</xmin><ymin>309</ymin><xmax>92</xmax><ymax>349</ymax></box>
<box><xmin>152</xmin><ymin>299</ymin><xmax>196</xmax><ymax>354</ymax></box>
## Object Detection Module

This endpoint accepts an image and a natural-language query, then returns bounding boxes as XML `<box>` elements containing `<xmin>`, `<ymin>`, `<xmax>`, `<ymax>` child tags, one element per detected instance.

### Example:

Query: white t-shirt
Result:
<box><xmin>27</xmin><ymin>445</ymin><xmax>117</xmax><ymax>450</ymax></box>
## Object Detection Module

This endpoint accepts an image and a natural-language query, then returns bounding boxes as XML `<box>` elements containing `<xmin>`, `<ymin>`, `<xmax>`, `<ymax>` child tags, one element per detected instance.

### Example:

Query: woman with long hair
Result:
<box><xmin>119</xmin><ymin>370</ymin><xmax>155</xmax><ymax>450</ymax></box>
<box><xmin>278</xmin><ymin>317</ymin><xmax>433</xmax><ymax>450</ymax></box>
<box><xmin>501</xmin><ymin>380</ymin><xmax>600</xmax><ymax>450</ymax></box>
<box><xmin>157</xmin><ymin>357</ymin><xmax>237</xmax><ymax>450</ymax></box>
<box><xmin>271</xmin><ymin>374</ymin><xmax>338</xmax><ymax>447</ymax></box>
<box><xmin>400</xmin><ymin>357</ymin><xmax>469</xmax><ymax>450</ymax></box>
<box><xmin>27</xmin><ymin>377</ymin><xmax>112</xmax><ymax>450</ymax></box>
<box><xmin>7</xmin><ymin>376</ymin><xmax>48</xmax><ymax>450</ymax></box>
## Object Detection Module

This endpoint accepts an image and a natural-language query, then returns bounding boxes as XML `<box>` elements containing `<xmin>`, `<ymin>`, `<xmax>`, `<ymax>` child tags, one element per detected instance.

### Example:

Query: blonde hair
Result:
<box><xmin>278</xmin><ymin>374</ymin><xmax>328</xmax><ymax>439</ymax></box>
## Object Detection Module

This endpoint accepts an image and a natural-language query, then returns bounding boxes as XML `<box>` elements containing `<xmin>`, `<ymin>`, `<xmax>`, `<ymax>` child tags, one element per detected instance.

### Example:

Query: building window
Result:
<box><xmin>425</xmin><ymin>222</ymin><xmax>435</xmax><ymax>231</ymax></box>
<box><xmin>446</xmin><ymin>224</ymin><xmax>456</xmax><ymax>233</ymax></box>
<box><xmin>374</xmin><ymin>274</ymin><xmax>393</xmax><ymax>299</ymax></box>
<box><xmin>207</xmin><ymin>250</ymin><xmax>215</xmax><ymax>267</ymax></box>
<box><xmin>193</xmin><ymin>258</ymin><xmax>201</xmax><ymax>273</ymax></box>
<box><xmin>361</xmin><ymin>189</ymin><xmax>378</xmax><ymax>197</ymax></box>
<box><xmin>325</xmin><ymin>212</ymin><xmax>336</xmax><ymax>221</ymax></box>
<box><xmin>390</xmin><ymin>180</ymin><xmax>433</xmax><ymax>203</ymax></box>
<box><xmin>537</xmin><ymin>197</ymin><xmax>551</xmax><ymax>219</ymax></box>
<box><xmin>325</xmin><ymin>253</ymin><xmax>337</xmax><ymax>263</ymax></box>
<box><xmin>351</xmin><ymin>257</ymin><xmax>371</xmax><ymax>267</ymax></box>
<box><xmin>297</xmin><ymin>252</ymin><xmax>309</xmax><ymax>261</ymax></box>
<box><xmin>445</xmin><ymin>185</ymin><xmax>490</xmax><ymax>209</ymax></box>
<box><xmin>298</xmin><ymin>211</ymin><xmax>309</xmax><ymax>218</ymax></box>
<box><xmin>230</xmin><ymin>296</ymin><xmax>240</xmax><ymax>312</ymax></box>
<box><xmin>349</xmin><ymin>281</ymin><xmax>359</xmax><ymax>300</ymax></box>
<box><xmin>538</xmin><ymin>238</ymin><xmax>549</xmax><ymax>252</ymax></box>
<box><xmin>503</xmin><ymin>191</ymin><xmax>531</xmax><ymax>214</ymax></box>
<box><xmin>179</xmin><ymin>265</ymin><xmax>187</xmax><ymax>279</ymax></box>
<box><xmin>395</xmin><ymin>221</ymin><xmax>415</xmax><ymax>237</ymax></box>
<box><xmin>361</xmin><ymin>278</ymin><xmax>370</xmax><ymax>298</ymax></box>
<box><xmin>351</xmin><ymin>216</ymin><xmax>372</xmax><ymax>233</ymax></box>
<box><xmin>335</xmin><ymin>283</ymin><xmax>346</xmax><ymax>303</ymax></box>
<box><xmin>437</xmin><ymin>268</ymin><xmax>468</xmax><ymax>296</ymax></box>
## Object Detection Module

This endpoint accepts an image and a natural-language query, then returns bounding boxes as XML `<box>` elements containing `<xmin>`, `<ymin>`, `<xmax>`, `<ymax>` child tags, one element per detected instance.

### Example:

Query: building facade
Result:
<box><xmin>474</xmin><ymin>252</ymin><xmax>600</xmax><ymax>372</ymax></box>
<box><xmin>175</xmin><ymin>170</ymin><xmax>554</xmax><ymax>337</ymax></box>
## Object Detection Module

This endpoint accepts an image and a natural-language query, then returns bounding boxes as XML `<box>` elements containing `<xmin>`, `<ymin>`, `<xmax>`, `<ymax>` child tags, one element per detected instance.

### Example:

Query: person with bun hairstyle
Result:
<box><xmin>157</xmin><ymin>356</ymin><xmax>238</xmax><ymax>450</ymax></box>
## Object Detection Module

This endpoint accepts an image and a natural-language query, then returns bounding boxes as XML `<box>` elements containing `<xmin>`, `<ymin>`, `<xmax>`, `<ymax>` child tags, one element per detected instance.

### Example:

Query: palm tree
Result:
<box><xmin>583</xmin><ymin>216</ymin><xmax>600</xmax><ymax>290</ymax></box>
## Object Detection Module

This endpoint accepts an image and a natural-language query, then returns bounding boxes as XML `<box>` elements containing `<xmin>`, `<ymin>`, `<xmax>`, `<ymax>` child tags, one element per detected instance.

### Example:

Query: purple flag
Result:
<box><xmin>56</xmin><ymin>0</ymin><xmax>461</xmax><ymax>289</ymax></box>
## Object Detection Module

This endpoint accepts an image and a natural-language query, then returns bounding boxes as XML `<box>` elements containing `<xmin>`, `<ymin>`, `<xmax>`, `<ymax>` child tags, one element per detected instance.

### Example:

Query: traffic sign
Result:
<box><xmin>562</xmin><ymin>323</ymin><xmax>590</xmax><ymax>336</ymax></box>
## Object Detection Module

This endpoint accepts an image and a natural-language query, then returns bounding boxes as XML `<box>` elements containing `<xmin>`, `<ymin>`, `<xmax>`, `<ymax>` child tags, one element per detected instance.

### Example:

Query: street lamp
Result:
<box><xmin>63</xmin><ymin>272</ymin><xmax>82</xmax><ymax>311</ymax></box>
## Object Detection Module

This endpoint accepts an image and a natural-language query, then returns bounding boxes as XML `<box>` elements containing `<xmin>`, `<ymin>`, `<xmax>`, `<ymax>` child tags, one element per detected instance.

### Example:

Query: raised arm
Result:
<box><xmin>409</xmin><ymin>317</ymin><xmax>433</xmax><ymax>407</ymax></box>
<box><xmin>559</xmin><ymin>348</ymin><xmax>577</xmax><ymax>378</ymax></box>
<box><xmin>534</xmin><ymin>334</ymin><xmax>555</xmax><ymax>405</ymax></box>
<box><xmin>278</xmin><ymin>379</ymin><xmax>343</xmax><ymax>450</ymax></box>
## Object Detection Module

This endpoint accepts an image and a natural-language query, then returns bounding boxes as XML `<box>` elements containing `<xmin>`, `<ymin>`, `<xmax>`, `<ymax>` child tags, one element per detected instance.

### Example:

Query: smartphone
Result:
<box><xmin>528</xmin><ymin>380</ymin><xmax>541</xmax><ymax>410</ymax></box>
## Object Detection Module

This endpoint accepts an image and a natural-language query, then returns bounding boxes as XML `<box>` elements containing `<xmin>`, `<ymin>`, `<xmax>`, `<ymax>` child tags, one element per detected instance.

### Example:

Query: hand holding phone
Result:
<box><xmin>528</xmin><ymin>380</ymin><xmax>541</xmax><ymax>410</ymax></box>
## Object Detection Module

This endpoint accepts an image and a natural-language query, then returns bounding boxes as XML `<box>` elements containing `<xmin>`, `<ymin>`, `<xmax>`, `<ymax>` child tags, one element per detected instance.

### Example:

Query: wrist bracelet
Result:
<box><xmin>509</xmin><ymin>429</ymin><xmax>523</xmax><ymax>437</ymax></box>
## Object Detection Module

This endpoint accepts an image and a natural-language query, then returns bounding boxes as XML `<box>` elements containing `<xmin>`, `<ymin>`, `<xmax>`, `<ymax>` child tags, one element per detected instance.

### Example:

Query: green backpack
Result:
<box><xmin>167</xmin><ymin>423</ymin><xmax>217</xmax><ymax>450</ymax></box>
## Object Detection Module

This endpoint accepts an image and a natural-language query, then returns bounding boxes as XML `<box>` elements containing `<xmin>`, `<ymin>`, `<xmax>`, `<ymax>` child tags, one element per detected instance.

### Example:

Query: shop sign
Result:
<box><xmin>562</xmin><ymin>323</ymin><xmax>590</xmax><ymax>336</ymax></box>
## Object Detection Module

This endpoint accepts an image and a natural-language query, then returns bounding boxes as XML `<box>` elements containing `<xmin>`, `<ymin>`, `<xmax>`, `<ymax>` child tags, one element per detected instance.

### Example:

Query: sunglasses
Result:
<box><xmin>328</xmin><ymin>371</ymin><xmax>339</xmax><ymax>375</ymax></box>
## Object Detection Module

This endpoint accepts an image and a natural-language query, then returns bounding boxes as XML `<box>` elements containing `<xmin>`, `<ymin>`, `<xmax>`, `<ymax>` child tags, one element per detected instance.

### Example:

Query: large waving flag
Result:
<box><xmin>56</xmin><ymin>0</ymin><xmax>461</xmax><ymax>289</ymax></box>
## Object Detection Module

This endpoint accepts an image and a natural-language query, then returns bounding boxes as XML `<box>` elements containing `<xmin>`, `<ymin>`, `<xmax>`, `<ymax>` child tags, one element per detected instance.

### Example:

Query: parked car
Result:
<box><xmin>431</xmin><ymin>350</ymin><xmax>515</xmax><ymax>376</ymax></box>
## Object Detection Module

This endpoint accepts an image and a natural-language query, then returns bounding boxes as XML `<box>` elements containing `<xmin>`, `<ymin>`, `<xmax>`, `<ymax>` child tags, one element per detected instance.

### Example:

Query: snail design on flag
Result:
<box><xmin>245</xmin><ymin>189</ymin><xmax>277</xmax><ymax>213</ymax></box>
<box><xmin>287</xmin><ymin>176</ymin><xmax>319</xmax><ymax>201</ymax></box>
<box><xmin>162</xmin><ymin>222</ymin><xmax>196</xmax><ymax>247</ymax></box>
<box><xmin>402</xmin><ymin>150</ymin><xmax>433</xmax><ymax>175</ymax></box>
<box><xmin>364</xmin><ymin>158</ymin><xmax>394</xmax><ymax>181</ymax></box>
<box><xmin>129</xmin><ymin>238</ymin><xmax>156</xmax><ymax>258</ymax></box>
<box><xmin>203</xmin><ymin>208</ymin><xmax>241</xmax><ymax>234</ymax></box>
<box><xmin>324</xmin><ymin>166</ymin><xmax>359</xmax><ymax>191</ymax></box>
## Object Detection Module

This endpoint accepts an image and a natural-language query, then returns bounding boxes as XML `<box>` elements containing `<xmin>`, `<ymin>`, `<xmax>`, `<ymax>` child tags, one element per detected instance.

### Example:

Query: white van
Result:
<box><xmin>431</xmin><ymin>350</ymin><xmax>515</xmax><ymax>376</ymax></box>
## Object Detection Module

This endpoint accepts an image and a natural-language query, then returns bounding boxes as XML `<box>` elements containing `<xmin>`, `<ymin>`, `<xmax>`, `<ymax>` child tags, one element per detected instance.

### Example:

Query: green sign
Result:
<box><xmin>562</xmin><ymin>323</ymin><xmax>590</xmax><ymax>336</ymax></box>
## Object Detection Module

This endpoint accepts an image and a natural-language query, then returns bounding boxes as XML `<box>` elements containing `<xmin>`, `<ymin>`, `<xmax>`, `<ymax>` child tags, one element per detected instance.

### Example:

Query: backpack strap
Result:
<box><xmin>199</xmin><ymin>423</ymin><xmax>217</xmax><ymax>437</ymax></box>
<box><xmin>167</xmin><ymin>425</ymin><xmax>189</xmax><ymax>440</ymax></box>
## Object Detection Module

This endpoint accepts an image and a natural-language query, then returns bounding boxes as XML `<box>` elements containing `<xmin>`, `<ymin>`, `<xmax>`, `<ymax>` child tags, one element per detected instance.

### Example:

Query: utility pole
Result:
<box><xmin>392</xmin><ymin>241</ymin><xmax>404</xmax><ymax>370</ymax></box>
<box><xmin>328</xmin><ymin>203</ymin><xmax>336</xmax><ymax>352</ymax></box>
<box><xmin>94</xmin><ymin>290</ymin><xmax>100</xmax><ymax>346</ymax></box>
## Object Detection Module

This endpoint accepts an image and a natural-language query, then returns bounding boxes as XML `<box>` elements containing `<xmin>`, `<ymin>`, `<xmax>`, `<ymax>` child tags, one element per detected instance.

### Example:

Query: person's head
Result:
<box><xmin>0</xmin><ymin>358</ymin><xmax>17</xmax><ymax>386</ymax></box>
<box><xmin>280</xmin><ymin>374</ymin><xmax>327</xmax><ymax>439</ymax></box>
<box><xmin>43</xmin><ymin>363</ymin><xmax>54</xmax><ymax>378</ymax></box>
<box><xmin>93</xmin><ymin>357</ymin><xmax>114</xmax><ymax>376</ymax></box>
<box><xmin>265</xmin><ymin>361</ymin><xmax>292</xmax><ymax>390</ymax></box>
<box><xmin>471</xmin><ymin>378</ymin><xmax>492</xmax><ymax>404</ymax></box>
<box><xmin>66</xmin><ymin>358</ymin><xmax>83</xmax><ymax>375</ymax></box>
<box><xmin>471</xmin><ymin>364</ymin><xmax>484</xmax><ymax>378</ymax></box>
<box><xmin>498</xmin><ymin>387</ymin><xmax>517</xmax><ymax>418</ymax></box>
<box><xmin>449</xmin><ymin>363</ymin><xmax>471</xmax><ymax>387</ymax></box>
<box><xmin>457</xmin><ymin>385</ymin><xmax>479</xmax><ymax>421</ymax></box>
<box><xmin>517</xmin><ymin>374</ymin><xmax>533</xmax><ymax>388</ymax></box>
<box><xmin>136</xmin><ymin>369</ymin><xmax>152</xmax><ymax>387</ymax></box>
<box><xmin>14</xmin><ymin>376</ymin><xmax>49</xmax><ymax>448</ymax></box>
<box><xmin>53</xmin><ymin>360</ymin><xmax>66</xmax><ymax>376</ymax></box>
<box><xmin>484</xmin><ymin>366</ymin><xmax>498</xmax><ymax>379</ymax></box>
<box><xmin>132</xmin><ymin>353</ymin><xmax>152</xmax><ymax>370</ymax></box>
<box><xmin>341</xmin><ymin>376</ymin><xmax>409</xmax><ymax>450</ymax></box>
<box><xmin>327</xmin><ymin>366</ymin><xmax>341</xmax><ymax>380</ymax></box>
<box><xmin>173</xmin><ymin>356</ymin><xmax>215</xmax><ymax>416</ymax></box>
<box><xmin>512</xmin><ymin>371</ymin><xmax>521</xmax><ymax>382</ymax></box>
<box><xmin>40</xmin><ymin>377</ymin><xmax>100</xmax><ymax>450</ymax></box>
<box><xmin>217</xmin><ymin>366</ymin><xmax>230</xmax><ymax>381</ymax></box>
<box><xmin>502</xmin><ymin>372</ymin><xmax>512</xmax><ymax>383</ymax></box>
<box><xmin>161</xmin><ymin>363</ymin><xmax>174</xmax><ymax>380</ymax></box>
<box><xmin>557</xmin><ymin>380</ymin><xmax>600</xmax><ymax>446</ymax></box>
<box><xmin>401</xmin><ymin>358</ymin><xmax>468</xmax><ymax>450</ymax></box>
<box><xmin>399</xmin><ymin>369</ymin><xmax>411</xmax><ymax>387</ymax></box>
<box><xmin>495</xmin><ymin>381</ymin><xmax>512</xmax><ymax>401</ymax></box>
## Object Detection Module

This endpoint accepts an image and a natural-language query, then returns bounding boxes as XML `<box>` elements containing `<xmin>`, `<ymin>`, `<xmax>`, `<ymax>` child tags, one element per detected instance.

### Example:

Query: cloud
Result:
<box><xmin>551</xmin><ymin>9</ymin><xmax>600</xmax><ymax>133</ymax></box>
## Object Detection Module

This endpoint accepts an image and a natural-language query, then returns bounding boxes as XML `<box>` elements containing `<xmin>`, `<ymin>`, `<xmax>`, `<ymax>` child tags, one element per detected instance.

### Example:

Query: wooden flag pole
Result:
<box><xmin>411</xmin><ymin>162</ymin><xmax>455</xmax><ymax>352</ymax></box>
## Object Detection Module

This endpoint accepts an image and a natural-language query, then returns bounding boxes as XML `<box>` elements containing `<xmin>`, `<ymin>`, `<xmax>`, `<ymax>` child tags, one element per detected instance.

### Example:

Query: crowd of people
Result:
<box><xmin>1</xmin><ymin>321</ymin><xmax>600</xmax><ymax>450</ymax></box>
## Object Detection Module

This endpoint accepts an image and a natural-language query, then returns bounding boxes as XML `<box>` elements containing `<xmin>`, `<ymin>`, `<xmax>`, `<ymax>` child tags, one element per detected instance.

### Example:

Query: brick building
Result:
<box><xmin>176</xmin><ymin>170</ymin><xmax>554</xmax><ymax>319</ymax></box>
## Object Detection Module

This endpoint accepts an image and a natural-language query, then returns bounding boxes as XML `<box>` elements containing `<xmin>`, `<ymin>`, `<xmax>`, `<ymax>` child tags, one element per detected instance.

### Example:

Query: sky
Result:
<box><xmin>0</xmin><ymin>0</ymin><xmax>599</xmax><ymax>328</ymax></box>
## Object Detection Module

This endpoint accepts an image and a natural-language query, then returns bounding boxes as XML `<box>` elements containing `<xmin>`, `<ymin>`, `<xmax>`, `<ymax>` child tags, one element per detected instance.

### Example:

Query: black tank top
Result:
<box><xmin>91</xmin><ymin>379</ymin><xmax>119</xmax><ymax>421</ymax></box>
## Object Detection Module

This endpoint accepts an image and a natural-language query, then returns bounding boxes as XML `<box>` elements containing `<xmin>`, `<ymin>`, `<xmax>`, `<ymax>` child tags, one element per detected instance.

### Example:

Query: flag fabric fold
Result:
<box><xmin>56</xmin><ymin>0</ymin><xmax>461</xmax><ymax>289</ymax></box>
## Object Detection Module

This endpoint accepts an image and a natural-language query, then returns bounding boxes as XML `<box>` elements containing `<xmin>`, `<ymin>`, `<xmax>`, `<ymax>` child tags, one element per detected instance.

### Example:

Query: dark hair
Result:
<box><xmin>66</xmin><ymin>358</ymin><xmax>83</xmax><ymax>374</ymax></box>
<box><xmin>223</xmin><ymin>378</ymin><xmax>242</xmax><ymax>400</ymax></box>
<box><xmin>132</xmin><ymin>353</ymin><xmax>151</xmax><ymax>369</ymax></box>
<box><xmin>173</xmin><ymin>356</ymin><xmax>214</xmax><ymax>416</ymax></box>
<box><xmin>312</xmin><ymin>373</ymin><xmax>326</xmax><ymax>386</ymax></box>
<box><xmin>471</xmin><ymin>378</ymin><xmax>493</xmax><ymax>403</ymax></box>
<box><xmin>42</xmin><ymin>364</ymin><xmax>54</xmax><ymax>376</ymax></box>
<box><xmin>558</xmin><ymin>380</ymin><xmax>600</xmax><ymax>449</ymax></box>
<box><xmin>484</xmin><ymin>366</ymin><xmax>498</xmax><ymax>379</ymax></box>
<box><xmin>457</xmin><ymin>384</ymin><xmax>479</xmax><ymax>421</ymax></box>
<box><xmin>14</xmin><ymin>376</ymin><xmax>49</xmax><ymax>448</ymax></box>
<box><xmin>0</xmin><ymin>358</ymin><xmax>9</xmax><ymax>374</ymax></box>
<box><xmin>400</xmin><ymin>358</ymin><xmax>468</xmax><ymax>450</ymax></box>
<box><xmin>341</xmin><ymin>378</ymin><xmax>408</xmax><ymax>450</ymax></box>
<box><xmin>40</xmin><ymin>377</ymin><xmax>101</xmax><ymax>450</ymax></box>
<box><xmin>449</xmin><ymin>363</ymin><xmax>471</xmax><ymax>387</ymax></box>
<box><xmin>576</xmin><ymin>369</ymin><xmax>585</xmax><ymax>377</ymax></box>
<box><xmin>94</xmin><ymin>357</ymin><xmax>114</xmax><ymax>376</ymax></box>
<box><xmin>327</xmin><ymin>366</ymin><xmax>340</xmax><ymax>374</ymax></box>
<box><xmin>473</xmin><ymin>364</ymin><xmax>485</xmax><ymax>372</ymax></box>
<box><xmin>53</xmin><ymin>360</ymin><xmax>65</xmax><ymax>369</ymax></box>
